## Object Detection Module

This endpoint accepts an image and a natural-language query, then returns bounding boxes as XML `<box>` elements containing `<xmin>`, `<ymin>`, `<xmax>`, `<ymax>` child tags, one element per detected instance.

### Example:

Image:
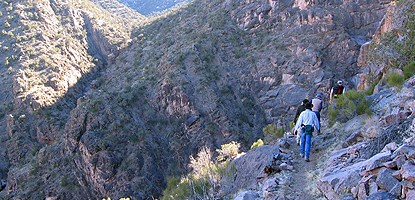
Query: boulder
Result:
<box><xmin>362</xmin><ymin>126</ymin><xmax>380</xmax><ymax>139</ymax></box>
<box><xmin>406</xmin><ymin>189</ymin><xmax>415</xmax><ymax>200</ymax></box>
<box><xmin>326</xmin><ymin>142</ymin><xmax>366</xmax><ymax>173</ymax></box>
<box><xmin>234</xmin><ymin>190</ymin><xmax>259</xmax><ymax>200</ymax></box>
<box><xmin>404</xmin><ymin>135</ymin><xmax>415</xmax><ymax>145</ymax></box>
<box><xmin>343</xmin><ymin>131</ymin><xmax>364</xmax><ymax>147</ymax></box>
<box><xmin>369</xmin><ymin>180</ymin><xmax>378</xmax><ymax>196</ymax></box>
<box><xmin>392</xmin><ymin>144</ymin><xmax>415</xmax><ymax>159</ymax></box>
<box><xmin>401</xmin><ymin>161</ymin><xmax>415</xmax><ymax>181</ymax></box>
<box><xmin>364</xmin><ymin>151</ymin><xmax>391</xmax><ymax>171</ymax></box>
<box><xmin>375</xmin><ymin>168</ymin><xmax>399</xmax><ymax>191</ymax></box>
<box><xmin>382</xmin><ymin>160</ymin><xmax>397</xmax><ymax>169</ymax></box>
<box><xmin>389</xmin><ymin>182</ymin><xmax>402</xmax><ymax>198</ymax></box>
<box><xmin>220</xmin><ymin>145</ymin><xmax>279</xmax><ymax>195</ymax></box>
<box><xmin>392</xmin><ymin>155</ymin><xmax>407</xmax><ymax>169</ymax></box>
<box><xmin>262</xmin><ymin>177</ymin><xmax>279</xmax><ymax>199</ymax></box>
<box><xmin>318</xmin><ymin>162</ymin><xmax>364</xmax><ymax>199</ymax></box>
<box><xmin>381</xmin><ymin>112</ymin><xmax>412</xmax><ymax>126</ymax></box>
<box><xmin>356</xmin><ymin>181</ymin><xmax>369</xmax><ymax>200</ymax></box>
<box><xmin>366</xmin><ymin>192</ymin><xmax>396</xmax><ymax>200</ymax></box>
<box><xmin>340</xmin><ymin>193</ymin><xmax>354</xmax><ymax>200</ymax></box>
<box><xmin>381</xmin><ymin>142</ymin><xmax>398</xmax><ymax>153</ymax></box>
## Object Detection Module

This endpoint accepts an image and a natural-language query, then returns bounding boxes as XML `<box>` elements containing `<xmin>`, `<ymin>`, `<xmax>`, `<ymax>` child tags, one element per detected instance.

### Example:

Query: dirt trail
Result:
<box><xmin>280</xmin><ymin>120</ymin><xmax>331</xmax><ymax>200</ymax></box>
<box><xmin>285</xmin><ymin>137</ymin><xmax>324</xmax><ymax>200</ymax></box>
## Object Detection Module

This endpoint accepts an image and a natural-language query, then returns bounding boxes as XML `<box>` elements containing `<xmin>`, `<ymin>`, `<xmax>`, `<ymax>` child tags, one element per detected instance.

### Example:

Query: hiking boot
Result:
<box><xmin>305</xmin><ymin>157</ymin><xmax>310</xmax><ymax>162</ymax></box>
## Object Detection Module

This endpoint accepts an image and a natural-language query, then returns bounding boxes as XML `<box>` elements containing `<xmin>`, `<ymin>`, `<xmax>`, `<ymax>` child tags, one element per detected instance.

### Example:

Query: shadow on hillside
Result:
<box><xmin>22</xmin><ymin>1</ymin><xmax>201</xmax><ymax>198</ymax></box>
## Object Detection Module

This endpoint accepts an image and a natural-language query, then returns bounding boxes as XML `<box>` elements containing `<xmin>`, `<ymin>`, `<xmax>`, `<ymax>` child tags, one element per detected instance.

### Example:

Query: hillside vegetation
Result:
<box><xmin>1</xmin><ymin>0</ymin><xmax>414</xmax><ymax>199</ymax></box>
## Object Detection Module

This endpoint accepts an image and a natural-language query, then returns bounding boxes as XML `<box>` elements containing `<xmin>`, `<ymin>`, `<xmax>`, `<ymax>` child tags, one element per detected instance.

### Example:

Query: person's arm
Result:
<box><xmin>294</xmin><ymin>113</ymin><xmax>303</xmax><ymax>131</ymax></box>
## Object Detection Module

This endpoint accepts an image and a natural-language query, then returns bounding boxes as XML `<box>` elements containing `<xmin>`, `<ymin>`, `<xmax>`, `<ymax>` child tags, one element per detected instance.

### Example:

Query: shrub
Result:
<box><xmin>216</xmin><ymin>141</ymin><xmax>240</xmax><ymax>162</ymax></box>
<box><xmin>163</xmin><ymin>146</ymin><xmax>233</xmax><ymax>200</ymax></box>
<box><xmin>328</xmin><ymin>107</ymin><xmax>339</xmax><ymax>126</ymax></box>
<box><xmin>386</xmin><ymin>71</ymin><xmax>404</xmax><ymax>88</ymax></box>
<box><xmin>162</xmin><ymin>176</ymin><xmax>209</xmax><ymax>200</ymax></box>
<box><xmin>403</xmin><ymin>61</ymin><xmax>415</xmax><ymax>79</ymax></box>
<box><xmin>250</xmin><ymin>138</ymin><xmax>264</xmax><ymax>149</ymax></box>
<box><xmin>328</xmin><ymin>89</ymin><xmax>371</xmax><ymax>126</ymax></box>
<box><xmin>263</xmin><ymin>124</ymin><xmax>284</xmax><ymax>139</ymax></box>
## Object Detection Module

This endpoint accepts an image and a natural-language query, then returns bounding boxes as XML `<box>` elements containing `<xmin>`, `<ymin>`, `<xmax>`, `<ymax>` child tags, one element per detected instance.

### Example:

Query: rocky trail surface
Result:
<box><xmin>284</xmin><ymin>136</ymin><xmax>324</xmax><ymax>200</ymax></box>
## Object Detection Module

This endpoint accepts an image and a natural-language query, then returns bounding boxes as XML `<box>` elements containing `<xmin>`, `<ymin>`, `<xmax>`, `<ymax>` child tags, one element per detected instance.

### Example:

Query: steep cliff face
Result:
<box><xmin>0</xmin><ymin>0</ymin><xmax>397</xmax><ymax>199</ymax></box>
<box><xmin>0</xmin><ymin>0</ymin><xmax>141</xmax><ymax>198</ymax></box>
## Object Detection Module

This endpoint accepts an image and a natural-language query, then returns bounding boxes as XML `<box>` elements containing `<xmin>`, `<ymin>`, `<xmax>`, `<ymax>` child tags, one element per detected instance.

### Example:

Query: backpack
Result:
<box><xmin>332</xmin><ymin>84</ymin><xmax>344</xmax><ymax>95</ymax></box>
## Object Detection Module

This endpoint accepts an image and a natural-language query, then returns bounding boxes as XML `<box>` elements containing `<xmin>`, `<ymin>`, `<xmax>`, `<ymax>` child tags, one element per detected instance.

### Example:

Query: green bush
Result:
<box><xmin>328</xmin><ymin>107</ymin><xmax>339</xmax><ymax>126</ymax></box>
<box><xmin>250</xmin><ymin>138</ymin><xmax>264</xmax><ymax>149</ymax></box>
<box><xmin>386</xmin><ymin>72</ymin><xmax>405</xmax><ymax>88</ymax></box>
<box><xmin>403</xmin><ymin>61</ymin><xmax>415</xmax><ymax>79</ymax></box>
<box><xmin>161</xmin><ymin>176</ymin><xmax>209</xmax><ymax>200</ymax></box>
<box><xmin>344</xmin><ymin>89</ymin><xmax>361</xmax><ymax>101</ymax></box>
<box><xmin>263</xmin><ymin>124</ymin><xmax>284</xmax><ymax>139</ymax></box>
<box><xmin>162</xmin><ymin>176</ymin><xmax>191</xmax><ymax>200</ymax></box>
<box><xmin>328</xmin><ymin>89</ymin><xmax>371</xmax><ymax>126</ymax></box>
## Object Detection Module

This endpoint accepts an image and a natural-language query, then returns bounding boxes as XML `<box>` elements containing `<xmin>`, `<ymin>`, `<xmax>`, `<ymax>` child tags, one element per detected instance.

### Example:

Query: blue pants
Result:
<box><xmin>300</xmin><ymin>131</ymin><xmax>312</xmax><ymax>158</ymax></box>
<box><xmin>313</xmin><ymin>111</ymin><xmax>321</xmax><ymax>128</ymax></box>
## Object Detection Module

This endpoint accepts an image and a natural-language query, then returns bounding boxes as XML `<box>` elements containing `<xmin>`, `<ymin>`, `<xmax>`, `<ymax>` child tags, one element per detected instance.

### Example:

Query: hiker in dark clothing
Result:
<box><xmin>294</xmin><ymin>99</ymin><xmax>309</xmax><ymax>122</ymax></box>
<box><xmin>311</xmin><ymin>93</ymin><xmax>323</xmax><ymax>132</ymax></box>
<box><xmin>292</xmin><ymin>99</ymin><xmax>309</xmax><ymax>145</ymax></box>
<box><xmin>330</xmin><ymin>80</ymin><xmax>346</xmax><ymax>103</ymax></box>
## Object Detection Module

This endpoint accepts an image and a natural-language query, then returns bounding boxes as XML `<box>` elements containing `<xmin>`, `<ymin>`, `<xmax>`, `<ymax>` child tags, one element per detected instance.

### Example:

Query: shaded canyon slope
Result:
<box><xmin>0</xmin><ymin>0</ymin><xmax>397</xmax><ymax>199</ymax></box>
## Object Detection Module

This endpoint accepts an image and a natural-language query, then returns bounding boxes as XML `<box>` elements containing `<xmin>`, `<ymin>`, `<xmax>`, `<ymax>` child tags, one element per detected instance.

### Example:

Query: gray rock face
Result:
<box><xmin>376</xmin><ymin>168</ymin><xmax>398</xmax><ymax>191</ymax></box>
<box><xmin>222</xmin><ymin>0</ymin><xmax>391</xmax><ymax>126</ymax></box>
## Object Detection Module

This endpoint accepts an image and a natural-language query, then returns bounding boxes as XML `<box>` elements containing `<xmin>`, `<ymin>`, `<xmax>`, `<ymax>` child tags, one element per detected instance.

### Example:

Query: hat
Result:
<box><xmin>316</xmin><ymin>93</ymin><xmax>323</xmax><ymax>98</ymax></box>
<box><xmin>305</xmin><ymin>102</ymin><xmax>313</xmax><ymax>109</ymax></box>
<box><xmin>337</xmin><ymin>80</ymin><xmax>343</xmax><ymax>84</ymax></box>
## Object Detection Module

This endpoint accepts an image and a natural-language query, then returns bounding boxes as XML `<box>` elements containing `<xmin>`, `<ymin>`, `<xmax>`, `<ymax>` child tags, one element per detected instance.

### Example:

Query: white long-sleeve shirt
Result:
<box><xmin>294</xmin><ymin>109</ymin><xmax>320</xmax><ymax>132</ymax></box>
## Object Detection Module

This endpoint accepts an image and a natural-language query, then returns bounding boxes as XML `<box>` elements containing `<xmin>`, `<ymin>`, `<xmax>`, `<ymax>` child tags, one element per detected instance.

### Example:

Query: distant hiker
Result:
<box><xmin>294</xmin><ymin>102</ymin><xmax>320</xmax><ymax>162</ymax></box>
<box><xmin>292</xmin><ymin>99</ymin><xmax>309</xmax><ymax>145</ymax></box>
<box><xmin>311</xmin><ymin>93</ymin><xmax>323</xmax><ymax>131</ymax></box>
<box><xmin>330</xmin><ymin>80</ymin><xmax>346</xmax><ymax>103</ymax></box>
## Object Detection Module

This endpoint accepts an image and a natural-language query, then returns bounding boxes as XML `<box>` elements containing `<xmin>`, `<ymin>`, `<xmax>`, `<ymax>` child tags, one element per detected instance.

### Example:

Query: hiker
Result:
<box><xmin>330</xmin><ymin>80</ymin><xmax>346</xmax><ymax>103</ymax></box>
<box><xmin>292</xmin><ymin>99</ymin><xmax>309</xmax><ymax>145</ymax></box>
<box><xmin>294</xmin><ymin>102</ymin><xmax>320</xmax><ymax>162</ymax></box>
<box><xmin>311</xmin><ymin>93</ymin><xmax>323</xmax><ymax>132</ymax></box>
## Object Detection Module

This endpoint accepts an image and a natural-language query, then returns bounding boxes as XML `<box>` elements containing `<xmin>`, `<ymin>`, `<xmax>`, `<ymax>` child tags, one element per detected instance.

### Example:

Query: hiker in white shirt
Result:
<box><xmin>294</xmin><ymin>102</ymin><xmax>320</xmax><ymax>162</ymax></box>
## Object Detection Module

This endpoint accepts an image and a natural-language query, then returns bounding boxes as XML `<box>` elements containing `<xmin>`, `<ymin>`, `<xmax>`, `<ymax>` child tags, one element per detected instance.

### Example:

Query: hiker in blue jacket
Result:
<box><xmin>294</xmin><ymin>102</ymin><xmax>320</xmax><ymax>162</ymax></box>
